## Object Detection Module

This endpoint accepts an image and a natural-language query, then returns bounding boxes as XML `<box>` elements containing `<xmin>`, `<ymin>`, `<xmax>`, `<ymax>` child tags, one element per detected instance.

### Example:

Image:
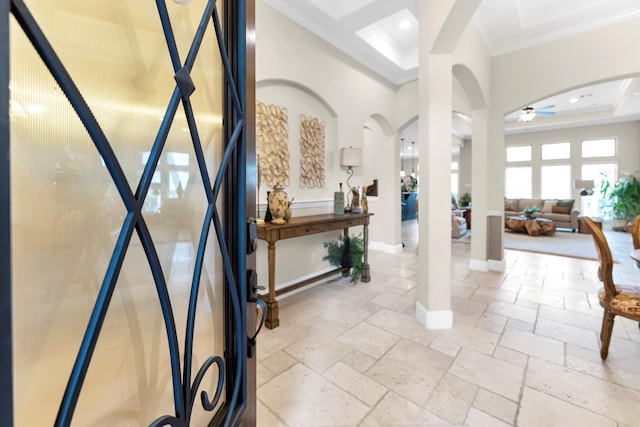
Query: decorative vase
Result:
<box><xmin>284</xmin><ymin>198</ymin><xmax>293</xmax><ymax>222</ymax></box>
<box><xmin>268</xmin><ymin>185</ymin><xmax>289</xmax><ymax>224</ymax></box>
<box><xmin>264</xmin><ymin>191</ymin><xmax>273</xmax><ymax>222</ymax></box>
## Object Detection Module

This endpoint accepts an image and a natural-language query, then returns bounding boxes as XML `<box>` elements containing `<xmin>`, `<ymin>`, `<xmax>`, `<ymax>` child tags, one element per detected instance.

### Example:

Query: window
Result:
<box><xmin>541</xmin><ymin>142</ymin><xmax>570</xmax><ymax>160</ymax></box>
<box><xmin>582</xmin><ymin>139</ymin><xmax>616</xmax><ymax>158</ymax></box>
<box><xmin>506</xmin><ymin>145</ymin><xmax>531</xmax><ymax>162</ymax></box>
<box><xmin>505</xmin><ymin>166</ymin><xmax>532</xmax><ymax>198</ymax></box>
<box><xmin>540</xmin><ymin>165</ymin><xmax>571</xmax><ymax>199</ymax></box>
<box><xmin>451</xmin><ymin>161</ymin><xmax>459</xmax><ymax>199</ymax></box>
<box><xmin>581</xmin><ymin>163</ymin><xmax>617</xmax><ymax>217</ymax></box>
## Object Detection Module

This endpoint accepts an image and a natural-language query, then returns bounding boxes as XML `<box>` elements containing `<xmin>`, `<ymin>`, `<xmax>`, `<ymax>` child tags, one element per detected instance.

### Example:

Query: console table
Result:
<box><xmin>257</xmin><ymin>213</ymin><xmax>372</xmax><ymax>329</ymax></box>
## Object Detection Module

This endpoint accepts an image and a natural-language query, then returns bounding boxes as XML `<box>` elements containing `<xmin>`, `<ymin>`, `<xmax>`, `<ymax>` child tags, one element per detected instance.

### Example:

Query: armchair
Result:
<box><xmin>414</xmin><ymin>199</ymin><xmax>467</xmax><ymax>238</ymax></box>
<box><xmin>452</xmin><ymin>210</ymin><xmax>467</xmax><ymax>238</ymax></box>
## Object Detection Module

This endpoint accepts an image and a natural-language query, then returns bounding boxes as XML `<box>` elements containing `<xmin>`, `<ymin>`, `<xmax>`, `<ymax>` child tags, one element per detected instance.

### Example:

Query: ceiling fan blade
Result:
<box><xmin>536</xmin><ymin>104</ymin><xmax>555</xmax><ymax>110</ymax></box>
<box><xmin>536</xmin><ymin>111</ymin><xmax>555</xmax><ymax>115</ymax></box>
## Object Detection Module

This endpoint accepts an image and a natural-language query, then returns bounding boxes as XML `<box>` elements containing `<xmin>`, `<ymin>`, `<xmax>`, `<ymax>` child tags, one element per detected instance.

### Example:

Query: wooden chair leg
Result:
<box><xmin>600</xmin><ymin>311</ymin><xmax>615</xmax><ymax>360</ymax></box>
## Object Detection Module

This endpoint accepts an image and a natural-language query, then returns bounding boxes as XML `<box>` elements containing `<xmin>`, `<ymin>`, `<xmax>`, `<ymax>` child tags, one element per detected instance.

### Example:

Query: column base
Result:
<box><xmin>416</xmin><ymin>301</ymin><xmax>452</xmax><ymax>329</ymax></box>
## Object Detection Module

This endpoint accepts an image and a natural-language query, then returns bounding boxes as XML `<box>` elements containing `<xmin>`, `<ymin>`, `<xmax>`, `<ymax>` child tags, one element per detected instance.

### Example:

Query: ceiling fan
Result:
<box><xmin>519</xmin><ymin>105</ymin><xmax>555</xmax><ymax>122</ymax></box>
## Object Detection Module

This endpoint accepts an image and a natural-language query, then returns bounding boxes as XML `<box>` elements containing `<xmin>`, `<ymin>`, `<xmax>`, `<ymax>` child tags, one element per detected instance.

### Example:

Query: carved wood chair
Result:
<box><xmin>631</xmin><ymin>214</ymin><xmax>640</xmax><ymax>268</ymax></box>
<box><xmin>583</xmin><ymin>216</ymin><xmax>640</xmax><ymax>359</ymax></box>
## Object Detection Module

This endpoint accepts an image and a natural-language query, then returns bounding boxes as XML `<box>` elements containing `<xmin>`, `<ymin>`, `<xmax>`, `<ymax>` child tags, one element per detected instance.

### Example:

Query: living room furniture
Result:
<box><xmin>452</xmin><ymin>210</ymin><xmax>467</xmax><ymax>238</ymax></box>
<box><xmin>582</xmin><ymin>216</ymin><xmax>640</xmax><ymax>360</ymax></box>
<box><xmin>504</xmin><ymin>198</ymin><xmax>579</xmax><ymax>231</ymax></box>
<box><xmin>578</xmin><ymin>216</ymin><xmax>602</xmax><ymax>234</ymax></box>
<box><xmin>462</xmin><ymin>208</ymin><xmax>471</xmax><ymax>229</ymax></box>
<box><xmin>631</xmin><ymin>214</ymin><xmax>640</xmax><ymax>268</ymax></box>
<box><xmin>414</xmin><ymin>199</ymin><xmax>467</xmax><ymax>238</ymax></box>
<box><xmin>402</xmin><ymin>192</ymin><xmax>417</xmax><ymax>221</ymax></box>
<box><xmin>257</xmin><ymin>213</ymin><xmax>372</xmax><ymax>329</ymax></box>
<box><xmin>505</xmin><ymin>216</ymin><xmax>556</xmax><ymax>236</ymax></box>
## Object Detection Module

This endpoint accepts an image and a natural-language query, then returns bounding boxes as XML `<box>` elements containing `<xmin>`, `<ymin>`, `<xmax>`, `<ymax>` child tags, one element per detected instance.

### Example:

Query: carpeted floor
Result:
<box><xmin>457</xmin><ymin>227</ymin><xmax>632</xmax><ymax>262</ymax></box>
<box><xmin>503</xmin><ymin>230</ymin><xmax>601</xmax><ymax>260</ymax></box>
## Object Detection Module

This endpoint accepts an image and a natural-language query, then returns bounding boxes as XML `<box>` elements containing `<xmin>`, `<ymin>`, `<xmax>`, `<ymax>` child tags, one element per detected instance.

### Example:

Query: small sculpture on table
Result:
<box><xmin>360</xmin><ymin>186</ymin><xmax>368</xmax><ymax>214</ymax></box>
<box><xmin>268</xmin><ymin>185</ymin><xmax>289</xmax><ymax>224</ymax></box>
<box><xmin>350</xmin><ymin>187</ymin><xmax>363</xmax><ymax>214</ymax></box>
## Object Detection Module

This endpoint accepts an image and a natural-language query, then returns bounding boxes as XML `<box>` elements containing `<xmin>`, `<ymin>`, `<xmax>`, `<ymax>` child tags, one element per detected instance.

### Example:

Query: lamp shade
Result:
<box><xmin>340</xmin><ymin>147</ymin><xmax>361</xmax><ymax>168</ymax></box>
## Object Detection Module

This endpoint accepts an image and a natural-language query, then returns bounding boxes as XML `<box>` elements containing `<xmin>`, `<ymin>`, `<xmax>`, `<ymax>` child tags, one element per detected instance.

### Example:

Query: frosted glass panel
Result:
<box><xmin>10</xmin><ymin>1</ymin><xmax>225</xmax><ymax>425</ymax></box>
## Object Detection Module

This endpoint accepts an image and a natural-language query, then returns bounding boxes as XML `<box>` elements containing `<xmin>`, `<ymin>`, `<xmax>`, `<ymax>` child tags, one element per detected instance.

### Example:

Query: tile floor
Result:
<box><xmin>256</xmin><ymin>221</ymin><xmax>640</xmax><ymax>426</ymax></box>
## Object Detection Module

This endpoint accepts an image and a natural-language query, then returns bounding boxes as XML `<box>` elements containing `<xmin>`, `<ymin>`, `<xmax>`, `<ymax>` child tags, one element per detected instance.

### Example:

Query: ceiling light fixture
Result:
<box><xmin>569</xmin><ymin>97</ymin><xmax>579</xmax><ymax>103</ymax></box>
<box><xmin>399</xmin><ymin>19</ymin><xmax>411</xmax><ymax>29</ymax></box>
<box><xmin>519</xmin><ymin>107</ymin><xmax>536</xmax><ymax>122</ymax></box>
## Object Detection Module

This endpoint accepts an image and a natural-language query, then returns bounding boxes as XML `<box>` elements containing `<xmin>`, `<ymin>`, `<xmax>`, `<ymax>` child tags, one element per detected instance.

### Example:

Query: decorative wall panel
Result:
<box><xmin>299</xmin><ymin>114</ymin><xmax>325</xmax><ymax>188</ymax></box>
<box><xmin>256</xmin><ymin>102</ymin><xmax>290</xmax><ymax>187</ymax></box>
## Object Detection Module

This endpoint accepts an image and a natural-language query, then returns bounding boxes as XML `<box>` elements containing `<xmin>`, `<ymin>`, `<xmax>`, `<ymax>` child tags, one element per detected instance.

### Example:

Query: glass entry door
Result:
<box><xmin>2</xmin><ymin>0</ymin><xmax>254</xmax><ymax>425</ymax></box>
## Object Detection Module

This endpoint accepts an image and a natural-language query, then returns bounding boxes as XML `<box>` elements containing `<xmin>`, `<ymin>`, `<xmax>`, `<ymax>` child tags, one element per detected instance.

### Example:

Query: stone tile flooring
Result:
<box><xmin>256</xmin><ymin>221</ymin><xmax>640</xmax><ymax>426</ymax></box>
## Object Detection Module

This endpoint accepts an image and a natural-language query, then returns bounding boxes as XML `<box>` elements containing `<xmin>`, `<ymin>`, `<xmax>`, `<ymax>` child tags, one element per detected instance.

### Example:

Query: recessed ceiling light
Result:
<box><xmin>569</xmin><ymin>97</ymin><xmax>579</xmax><ymax>103</ymax></box>
<box><xmin>399</xmin><ymin>20</ymin><xmax>411</xmax><ymax>30</ymax></box>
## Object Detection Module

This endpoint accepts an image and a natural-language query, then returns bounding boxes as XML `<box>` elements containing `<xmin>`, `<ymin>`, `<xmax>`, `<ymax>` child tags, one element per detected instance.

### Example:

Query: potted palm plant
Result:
<box><xmin>600</xmin><ymin>172</ymin><xmax>640</xmax><ymax>230</ymax></box>
<box><xmin>323</xmin><ymin>234</ymin><xmax>364</xmax><ymax>282</ymax></box>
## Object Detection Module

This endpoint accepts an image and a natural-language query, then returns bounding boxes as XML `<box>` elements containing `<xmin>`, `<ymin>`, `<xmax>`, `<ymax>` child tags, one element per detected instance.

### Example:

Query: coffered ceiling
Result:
<box><xmin>264</xmin><ymin>0</ymin><xmax>640</xmax><ymax>150</ymax></box>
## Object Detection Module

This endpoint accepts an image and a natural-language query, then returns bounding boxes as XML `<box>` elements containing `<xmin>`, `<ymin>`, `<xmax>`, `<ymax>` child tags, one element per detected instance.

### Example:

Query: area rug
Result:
<box><xmin>456</xmin><ymin>230</ymin><xmax>617</xmax><ymax>262</ymax></box>
<box><xmin>503</xmin><ymin>230</ymin><xmax>601</xmax><ymax>261</ymax></box>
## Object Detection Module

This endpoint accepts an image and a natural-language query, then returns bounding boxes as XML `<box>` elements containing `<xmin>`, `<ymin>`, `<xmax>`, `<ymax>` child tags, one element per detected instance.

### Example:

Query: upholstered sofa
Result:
<box><xmin>504</xmin><ymin>198</ymin><xmax>580</xmax><ymax>232</ymax></box>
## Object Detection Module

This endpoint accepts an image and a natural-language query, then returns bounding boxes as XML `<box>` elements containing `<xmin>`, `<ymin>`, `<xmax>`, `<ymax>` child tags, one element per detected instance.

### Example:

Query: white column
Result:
<box><xmin>416</xmin><ymin>53</ymin><xmax>454</xmax><ymax>329</ymax></box>
<box><xmin>415</xmin><ymin>0</ymin><xmax>456</xmax><ymax>329</ymax></box>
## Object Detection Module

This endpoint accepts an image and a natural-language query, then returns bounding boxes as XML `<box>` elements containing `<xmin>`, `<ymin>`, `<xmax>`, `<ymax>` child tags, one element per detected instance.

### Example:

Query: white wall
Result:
<box><xmin>255</xmin><ymin>0</ymin><xmax>401</xmax><ymax>289</ymax></box>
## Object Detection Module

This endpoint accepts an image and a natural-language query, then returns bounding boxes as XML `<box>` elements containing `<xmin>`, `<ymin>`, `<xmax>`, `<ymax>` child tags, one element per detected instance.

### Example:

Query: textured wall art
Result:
<box><xmin>299</xmin><ymin>114</ymin><xmax>325</xmax><ymax>188</ymax></box>
<box><xmin>256</xmin><ymin>101</ymin><xmax>290</xmax><ymax>187</ymax></box>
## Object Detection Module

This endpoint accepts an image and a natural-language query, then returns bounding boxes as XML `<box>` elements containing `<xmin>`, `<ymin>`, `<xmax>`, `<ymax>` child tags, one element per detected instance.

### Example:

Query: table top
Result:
<box><xmin>257</xmin><ymin>212</ymin><xmax>373</xmax><ymax>229</ymax></box>
<box><xmin>506</xmin><ymin>216</ymin><xmax>553</xmax><ymax>222</ymax></box>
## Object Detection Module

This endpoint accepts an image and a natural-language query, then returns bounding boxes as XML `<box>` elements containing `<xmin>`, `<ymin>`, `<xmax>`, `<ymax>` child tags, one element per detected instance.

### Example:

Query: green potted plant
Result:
<box><xmin>459</xmin><ymin>193</ymin><xmax>471</xmax><ymax>207</ymax></box>
<box><xmin>523</xmin><ymin>205</ymin><xmax>539</xmax><ymax>219</ymax></box>
<box><xmin>323</xmin><ymin>234</ymin><xmax>364</xmax><ymax>283</ymax></box>
<box><xmin>600</xmin><ymin>172</ymin><xmax>640</xmax><ymax>230</ymax></box>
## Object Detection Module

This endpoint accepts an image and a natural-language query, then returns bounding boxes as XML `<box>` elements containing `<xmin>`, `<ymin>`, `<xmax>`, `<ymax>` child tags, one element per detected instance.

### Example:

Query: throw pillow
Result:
<box><xmin>542</xmin><ymin>200</ymin><xmax>557</xmax><ymax>213</ymax></box>
<box><xmin>504</xmin><ymin>199</ymin><xmax>518</xmax><ymax>211</ymax></box>
<box><xmin>557</xmin><ymin>199</ymin><xmax>574</xmax><ymax>210</ymax></box>
<box><xmin>552</xmin><ymin>205</ymin><xmax>571</xmax><ymax>214</ymax></box>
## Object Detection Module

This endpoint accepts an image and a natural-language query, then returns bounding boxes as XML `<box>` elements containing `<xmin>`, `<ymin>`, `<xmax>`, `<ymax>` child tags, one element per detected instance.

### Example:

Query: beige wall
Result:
<box><xmin>488</xmin><ymin>16</ymin><xmax>640</xmax><ymax>215</ymax></box>
<box><xmin>255</xmin><ymin>0</ymin><xmax>402</xmax><ymax>289</ymax></box>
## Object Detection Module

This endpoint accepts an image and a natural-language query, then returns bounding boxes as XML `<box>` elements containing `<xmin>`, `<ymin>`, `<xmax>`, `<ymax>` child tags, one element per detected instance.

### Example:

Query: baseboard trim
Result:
<box><xmin>488</xmin><ymin>259</ymin><xmax>506</xmax><ymax>272</ymax></box>
<box><xmin>469</xmin><ymin>259</ymin><xmax>489</xmax><ymax>271</ymax></box>
<box><xmin>369</xmin><ymin>241</ymin><xmax>403</xmax><ymax>254</ymax></box>
<box><xmin>416</xmin><ymin>301</ymin><xmax>453</xmax><ymax>329</ymax></box>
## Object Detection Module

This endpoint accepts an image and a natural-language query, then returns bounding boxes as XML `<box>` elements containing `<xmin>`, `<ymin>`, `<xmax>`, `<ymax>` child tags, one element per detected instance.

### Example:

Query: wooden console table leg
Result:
<box><xmin>341</xmin><ymin>227</ymin><xmax>350</xmax><ymax>277</ymax></box>
<box><xmin>361</xmin><ymin>222</ymin><xmax>371</xmax><ymax>282</ymax></box>
<box><xmin>265</xmin><ymin>241</ymin><xmax>279</xmax><ymax>329</ymax></box>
